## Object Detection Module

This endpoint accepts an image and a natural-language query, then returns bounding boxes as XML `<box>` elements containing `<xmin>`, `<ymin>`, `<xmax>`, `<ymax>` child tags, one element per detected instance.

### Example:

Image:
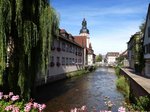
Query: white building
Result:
<box><xmin>105</xmin><ymin>52</ymin><xmax>119</xmax><ymax>66</ymax></box>
<box><xmin>36</xmin><ymin>29</ymin><xmax>84</xmax><ymax>85</ymax></box>
<box><xmin>143</xmin><ymin>4</ymin><xmax>150</xmax><ymax>77</ymax></box>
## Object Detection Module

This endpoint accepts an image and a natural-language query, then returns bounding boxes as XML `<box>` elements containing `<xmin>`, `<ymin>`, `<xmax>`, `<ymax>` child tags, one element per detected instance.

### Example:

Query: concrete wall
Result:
<box><xmin>120</xmin><ymin>68</ymin><xmax>149</xmax><ymax>98</ymax></box>
<box><xmin>145</xmin><ymin>60</ymin><xmax>150</xmax><ymax>77</ymax></box>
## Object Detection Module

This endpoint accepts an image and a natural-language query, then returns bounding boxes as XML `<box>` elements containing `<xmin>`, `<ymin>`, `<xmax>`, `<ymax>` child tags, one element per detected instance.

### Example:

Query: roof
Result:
<box><xmin>106</xmin><ymin>52</ymin><xmax>119</xmax><ymax>57</ymax></box>
<box><xmin>59</xmin><ymin>29</ymin><xmax>83</xmax><ymax>48</ymax></box>
<box><xmin>120</xmin><ymin>50</ymin><xmax>127</xmax><ymax>56</ymax></box>
<box><xmin>74</xmin><ymin>36</ymin><xmax>87</xmax><ymax>48</ymax></box>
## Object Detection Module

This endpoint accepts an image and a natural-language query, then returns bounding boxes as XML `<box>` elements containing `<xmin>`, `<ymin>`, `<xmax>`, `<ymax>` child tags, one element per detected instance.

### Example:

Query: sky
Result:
<box><xmin>50</xmin><ymin>0</ymin><xmax>150</xmax><ymax>55</ymax></box>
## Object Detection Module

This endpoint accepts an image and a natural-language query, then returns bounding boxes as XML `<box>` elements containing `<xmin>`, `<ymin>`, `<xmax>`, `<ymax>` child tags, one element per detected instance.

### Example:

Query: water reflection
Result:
<box><xmin>36</xmin><ymin>67</ymin><xmax>124</xmax><ymax>112</ymax></box>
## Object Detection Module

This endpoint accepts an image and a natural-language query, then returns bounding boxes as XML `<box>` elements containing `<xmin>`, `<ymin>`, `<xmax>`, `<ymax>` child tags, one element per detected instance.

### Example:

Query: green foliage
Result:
<box><xmin>0</xmin><ymin>0</ymin><xmax>59</xmax><ymax>100</ymax></box>
<box><xmin>116</xmin><ymin>56</ymin><xmax>124</xmax><ymax>66</ymax></box>
<box><xmin>116</xmin><ymin>76</ymin><xmax>130</xmax><ymax>99</ymax></box>
<box><xmin>66</xmin><ymin>69</ymin><xmax>89</xmax><ymax>78</ymax></box>
<box><xmin>132</xmin><ymin>96</ymin><xmax>150</xmax><ymax>111</ymax></box>
<box><xmin>114</xmin><ymin>66</ymin><xmax>121</xmax><ymax>77</ymax></box>
<box><xmin>139</xmin><ymin>21</ymin><xmax>145</xmax><ymax>34</ymax></box>
<box><xmin>96</xmin><ymin>54</ymin><xmax>102</xmax><ymax>62</ymax></box>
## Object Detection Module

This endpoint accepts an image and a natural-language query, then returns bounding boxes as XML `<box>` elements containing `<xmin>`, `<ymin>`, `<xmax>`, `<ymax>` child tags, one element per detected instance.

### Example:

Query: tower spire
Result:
<box><xmin>80</xmin><ymin>18</ymin><xmax>89</xmax><ymax>34</ymax></box>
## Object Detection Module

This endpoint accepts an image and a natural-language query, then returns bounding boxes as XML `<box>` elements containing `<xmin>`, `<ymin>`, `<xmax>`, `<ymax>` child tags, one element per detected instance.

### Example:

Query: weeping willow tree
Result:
<box><xmin>0</xmin><ymin>0</ymin><xmax>59</xmax><ymax>100</ymax></box>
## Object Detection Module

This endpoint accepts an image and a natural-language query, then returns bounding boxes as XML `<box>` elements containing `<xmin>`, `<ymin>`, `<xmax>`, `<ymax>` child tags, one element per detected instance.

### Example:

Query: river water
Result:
<box><xmin>36</xmin><ymin>67</ymin><xmax>124</xmax><ymax>112</ymax></box>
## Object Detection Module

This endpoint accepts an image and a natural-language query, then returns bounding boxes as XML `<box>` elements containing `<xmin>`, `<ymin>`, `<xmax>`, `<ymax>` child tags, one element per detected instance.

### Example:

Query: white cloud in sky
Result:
<box><xmin>51</xmin><ymin>0</ymin><xmax>149</xmax><ymax>55</ymax></box>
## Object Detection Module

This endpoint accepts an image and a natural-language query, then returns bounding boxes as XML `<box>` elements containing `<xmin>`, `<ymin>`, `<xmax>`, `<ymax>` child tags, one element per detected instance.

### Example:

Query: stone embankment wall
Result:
<box><xmin>120</xmin><ymin>68</ymin><xmax>150</xmax><ymax>98</ymax></box>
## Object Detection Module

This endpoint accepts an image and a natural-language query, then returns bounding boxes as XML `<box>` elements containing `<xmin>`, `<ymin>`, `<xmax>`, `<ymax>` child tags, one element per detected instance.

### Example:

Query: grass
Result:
<box><xmin>66</xmin><ymin>69</ymin><xmax>89</xmax><ymax>78</ymax></box>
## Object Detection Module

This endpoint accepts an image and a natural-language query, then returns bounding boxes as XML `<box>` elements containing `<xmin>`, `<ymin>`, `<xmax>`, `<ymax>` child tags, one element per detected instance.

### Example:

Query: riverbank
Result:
<box><xmin>66</xmin><ymin>65</ymin><xmax>97</xmax><ymax>78</ymax></box>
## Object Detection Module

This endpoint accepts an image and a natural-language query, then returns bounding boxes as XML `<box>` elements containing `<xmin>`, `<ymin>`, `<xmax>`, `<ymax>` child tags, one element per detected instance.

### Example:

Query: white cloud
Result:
<box><xmin>52</xmin><ymin>1</ymin><xmax>148</xmax><ymax>55</ymax></box>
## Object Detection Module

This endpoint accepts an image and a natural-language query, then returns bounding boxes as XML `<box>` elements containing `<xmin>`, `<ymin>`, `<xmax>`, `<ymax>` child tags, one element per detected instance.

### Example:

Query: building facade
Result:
<box><xmin>143</xmin><ymin>4</ymin><xmax>150</xmax><ymax>77</ymax></box>
<box><xmin>127</xmin><ymin>32</ymin><xmax>142</xmax><ymax>71</ymax></box>
<box><xmin>105</xmin><ymin>52</ymin><xmax>119</xmax><ymax>66</ymax></box>
<box><xmin>36</xmin><ymin>29</ymin><xmax>84</xmax><ymax>85</ymax></box>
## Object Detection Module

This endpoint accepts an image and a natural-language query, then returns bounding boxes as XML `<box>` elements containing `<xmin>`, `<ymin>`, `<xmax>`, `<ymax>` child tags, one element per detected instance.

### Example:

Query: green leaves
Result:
<box><xmin>0</xmin><ymin>0</ymin><xmax>59</xmax><ymax>100</ymax></box>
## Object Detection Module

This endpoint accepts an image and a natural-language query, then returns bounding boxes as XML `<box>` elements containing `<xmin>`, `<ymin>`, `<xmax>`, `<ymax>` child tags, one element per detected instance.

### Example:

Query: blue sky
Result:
<box><xmin>50</xmin><ymin>0</ymin><xmax>149</xmax><ymax>55</ymax></box>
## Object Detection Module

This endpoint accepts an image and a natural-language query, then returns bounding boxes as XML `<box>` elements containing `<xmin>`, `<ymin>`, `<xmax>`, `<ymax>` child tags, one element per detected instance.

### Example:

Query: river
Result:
<box><xmin>36</xmin><ymin>67</ymin><xmax>124</xmax><ymax>112</ymax></box>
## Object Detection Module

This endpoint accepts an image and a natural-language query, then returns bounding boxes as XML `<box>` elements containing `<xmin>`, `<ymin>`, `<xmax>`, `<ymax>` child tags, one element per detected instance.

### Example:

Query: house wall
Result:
<box><xmin>36</xmin><ymin>37</ymin><xmax>84</xmax><ymax>86</ymax></box>
<box><xmin>143</xmin><ymin>13</ymin><xmax>150</xmax><ymax>46</ymax></box>
<box><xmin>144</xmin><ymin>6</ymin><xmax>150</xmax><ymax>77</ymax></box>
<box><xmin>145</xmin><ymin>60</ymin><xmax>150</xmax><ymax>77</ymax></box>
<box><xmin>107</xmin><ymin>56</ymin><xmax>117</xmax><ymax>65</ymax></box>
<box><xmin>88</xmin><ymin>54</ymin><xmax>93</xmax><ymax>65</ymax></box>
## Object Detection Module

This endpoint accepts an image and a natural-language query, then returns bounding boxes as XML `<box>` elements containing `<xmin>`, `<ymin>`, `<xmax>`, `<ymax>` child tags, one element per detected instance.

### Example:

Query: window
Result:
<box><xmin>145</xmin><ymin>44</ymin><xmax>150</xmax><ymax>54</ymax></box>
<box><xmin>62</xmin><ymin>42</ymin><xmax>65</xmax><ymax>51</ymax></box>
<box><xmin>66</xmin><ymin>44</ymin><xmax>69</xmax><ymax>52</ymax></box>
<box><xmin>57</xmin><ymin>41</ymin><xmax>61</xmax><ymax>52</ymax></box>
<box><xmin>72</xmin><ymin>46</ymin><xmax>75</xmax><ymax>54</ymax></box>
<box><xmin>78</xmin><ymin>59</ymin><xmax>80</xmax><ymax>64</ymax></box>
<box><xmin>50</xmin><ymin>56</ymin><xmax>55</xmax><ymax>67</ymax></box>
<box><xmin>149</xmin><ymin>44</ymin><xmax>150</xmax><ymax>53</ymax></box>
<box><xmin>51</xmin><ymin>56</ymin><xmax>54</xmax><ymax>62</ymax></box>
<box><xmin>57</xmin><ymin>57</ymin><xmax>60</xmax><ymax>62</ymax></box>
<box><xmin>75</xmin><ymin>59</ymin><xmax>77</xmax><ymax>64</ymax></box>
<box><xmin>56</xmin><ymin>57</ymin><xmax>60</xmax><ymax>67</ymax></box>
<box><xmin>70</xmin><ymin>45</ymin><xmax>72</xmax><ymax>53</ymax></box>
<box><xmin>62</xmin><ymin>57</ymin><xmax>65</xmax><ymax>65</ymax></box>
<box><xmin>72</xmin><ymin>58</ymin><xmax>74</xmax><ymax>65</ymax></box>
<box><xmin>69</xmin><ymin>58</ymin><xmax>72</xmax><ymax>65</ymax></box>
<box><xmin>51</xmin><ymin>41</ymin><xmax>55</xmax><ymax>50</ymax></box>
<box><xmin>66</xmin><ymin>58</ymin><xmax>68</xmax><ymax>65</ymax></box>
<box><xmin>148</xmin><ymin>26</ymin><xmax>150</xmax><ymax>38</ymax></box>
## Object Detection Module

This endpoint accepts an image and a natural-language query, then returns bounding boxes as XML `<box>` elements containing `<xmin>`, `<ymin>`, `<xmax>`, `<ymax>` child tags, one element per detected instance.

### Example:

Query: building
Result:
<box><xmin>119</xmin><ymin>50</ymin><xmax>129</xmax><ymax>67</ymax></box>
<box><xmin>36</xmin><ymin>29</ymin><xmax>84</xmax><ymax>85</ymax></box>
<box><xmin>105</xmin><ymin>52</ymin><xmax>119</xmax><ymax>66</ymax></box>
<box><xmin>74</xmin><ymin>18</ymin><xmax>95</xmax><ymax>65</ymax></box>
<box><xmin>143</xmin><ymin>3</ymin><xmax>150</xmax><ymax>77</ymax></box>
<box><xmin>127</xmin><ymin>32</ymin><xmax>142</xmax><ymax>71</ymax></box>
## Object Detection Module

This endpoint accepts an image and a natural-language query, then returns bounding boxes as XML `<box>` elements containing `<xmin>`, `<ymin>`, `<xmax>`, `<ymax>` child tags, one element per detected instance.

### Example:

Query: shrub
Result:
<box><xmin>133</xmin><ymin>96</ymin><xmax>150</xmax><ymax>111</ymax></box>
<box><xmin>115</xmin><ymin>66</ymin><xmax>121</xmax><ymax>77</ymax></box>
<box><xmin>116</xmin><ymin>76</ymin><xmax>130</xmax><ymax>99</ymax></box>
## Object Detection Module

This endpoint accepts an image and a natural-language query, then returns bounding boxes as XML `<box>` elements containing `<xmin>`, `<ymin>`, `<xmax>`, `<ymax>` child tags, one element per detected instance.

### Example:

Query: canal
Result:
<box><xmin>36</xmin><ymin>67</ymin><xmax>124</xmax><ymax>112</ymax></box>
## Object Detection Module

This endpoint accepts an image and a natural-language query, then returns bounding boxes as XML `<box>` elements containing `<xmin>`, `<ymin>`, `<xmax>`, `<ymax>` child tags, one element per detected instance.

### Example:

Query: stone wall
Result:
<box><xmin>120</xmin><ymin>68</ymin><xmax>149</xmax><ymax>98</ymax></box>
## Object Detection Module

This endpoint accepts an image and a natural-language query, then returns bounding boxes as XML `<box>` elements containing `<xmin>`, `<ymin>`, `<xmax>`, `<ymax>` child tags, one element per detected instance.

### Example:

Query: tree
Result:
<box><xmin>96</xmin><ymin>54</ymin><xmax>102</xmax><ymax>62</ymax></box>
<box><xmin>138</xmin><ymin>21</ymin><xmax>146</xmax><ymax>73</ymax></box>
<box><xmin>0</xmin><ymin>0</ymin><xmax>59</xmax><ymax>100</ymax></box>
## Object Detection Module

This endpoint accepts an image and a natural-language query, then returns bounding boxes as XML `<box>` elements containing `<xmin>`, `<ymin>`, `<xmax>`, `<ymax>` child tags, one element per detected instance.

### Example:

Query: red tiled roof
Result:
<box><xmin>74</xmin><ymin>36</ymin><xmax>87</xmax><ymax>48</ymax></box>
<box><xmin>58</xmin><ymin>29</ymin><xmax>83</xmax><ymax>48</ymax></box>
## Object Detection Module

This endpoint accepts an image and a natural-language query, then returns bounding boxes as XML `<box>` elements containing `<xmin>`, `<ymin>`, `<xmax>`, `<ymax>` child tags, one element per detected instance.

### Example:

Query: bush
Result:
<box><xmin>66</xmin><ymin>69</ymin><xmax>89</xmax><ymax>78</ymax></box>
<box><xmin>133</xmin><ymin>96</ymin><xmax>150</xmax><ymax>111</ymax></box>
<box><xmin>115</xmin><ymin>66</ymin><xmax>121</xmax><ymax>77</ymax></box>
<box><xmin>116</xmin><ymin>76</ymin><xmax>130</xmax><ymax>99</ymax></box>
